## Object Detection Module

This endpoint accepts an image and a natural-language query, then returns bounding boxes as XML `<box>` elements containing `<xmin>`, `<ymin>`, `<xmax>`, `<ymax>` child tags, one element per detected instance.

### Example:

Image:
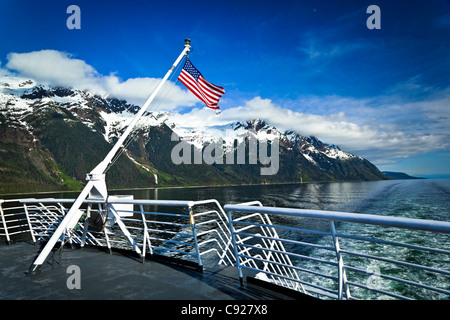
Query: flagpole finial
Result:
<box><xmin>184</xmin><ymin>38</ymin><xmax>191</xmax><ymax>50</ymax></box>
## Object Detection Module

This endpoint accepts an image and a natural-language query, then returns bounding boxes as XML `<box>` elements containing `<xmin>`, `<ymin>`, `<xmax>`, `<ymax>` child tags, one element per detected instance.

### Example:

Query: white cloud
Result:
<box><xmin>6</xmin><ymin>50</ymin><xmax>103</xmax><ymax>92</ymax></box>
<box><xmin>5</xmin><ymin>49</ymin><xmax>198</xmax><ymax>111</ymax></box>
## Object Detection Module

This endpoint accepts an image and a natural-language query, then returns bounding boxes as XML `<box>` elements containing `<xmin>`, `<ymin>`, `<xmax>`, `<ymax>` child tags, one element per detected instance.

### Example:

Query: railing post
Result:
<box><xmin>98</xmin><ymin>203</ymin><xmax>112</xmax><ymax>253</ymax></box>
<box><xmin>227</xmin><ymin>210</ymin><xmax>244</xmax><ymax>285</ymax></box>
<box><xmin>140</xmin><ymin>204</ymin><xmax>153</xmax><ymax>259</ymax></box>
<box><xmin>81</xmin><ymin>204</ymin><xmax>90</xmax><ymax>247</ymax></box>
<box><xmin>108</xmin><ymin>206</ymin><xmax>142</xmax><ymax>258</ymax></box>
<box><xmin>330</xmin><ymin>221</ymin><xmax>351</xmax><ymax>300</ymax></box>
<box><xmin>103</xmin><ymin>227</ymin><xmax>112</xmax><ymax>254</ymax></box>
<box><xmin>23</xmin><ymin>204</ymin><xmax>37</xmax><ymax>243</ymax></box>
<box><xmin>189</xmin><ymin>205</ymin><xmax>203</xmax><ymax>270</ymax></box>
<box><xmin>0</xmin><ymin>201</ymin><xmax>11</xmax><ymax>245</ymax></box>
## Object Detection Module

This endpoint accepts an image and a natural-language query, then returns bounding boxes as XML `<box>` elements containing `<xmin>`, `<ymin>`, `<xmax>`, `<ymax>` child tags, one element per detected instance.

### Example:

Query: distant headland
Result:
<box><xmin>382</xmin><ymin>171</ymin><xmax>426</xmax><ymax>180</ymax></box>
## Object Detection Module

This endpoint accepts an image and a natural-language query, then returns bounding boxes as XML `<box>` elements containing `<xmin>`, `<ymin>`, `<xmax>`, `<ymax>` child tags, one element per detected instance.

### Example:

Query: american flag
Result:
<box><xmin>178</xmin><ymin>58</ymin><xmax>225</xmax><ymax>110</ymax></box>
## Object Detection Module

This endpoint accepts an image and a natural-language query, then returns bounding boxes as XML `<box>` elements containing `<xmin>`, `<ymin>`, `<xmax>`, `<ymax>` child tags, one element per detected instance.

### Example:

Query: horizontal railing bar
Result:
<box><xmin>1</xmin><ymin>217</ymin><xmax>29</xmax><ymax>223</ymax></box>
<box><xmin>236</xmin><ymin>239</ymin><xmax>338</xmax><ymax>267</ymax></box>
<box><xmin>238</xmin><ymin>251</ymin><xmax>338</xmax><ymax>281</ymax></box>
<box><xmin>19</xmin><ymin>198</ymin><xmax>194</xmax><ymax>207</ymax></box>
<box><xmin>30</xmin><ymin>221</ymin><xmax>60</xmax><ymax>227</ymax></box>
<box><xmin>237</xmin><ymin>201</ymin><xmax>263</xmax><ymax>206</ymax></box>
<box><xmin>232</xmin><ymin>219</ymin><xmax>332</xmax><ymax>237</ymax></box>
<box><xmin>335</xmin><ymin>232</ymin><xmax>450</xmax><ymax>256</ymax></box>
<box><xmin>135</xmin><ymin>230</ymin><xmax>192</xmax><ymax>241</ymax></box>
<box><xmin>235</xmin><ymin>231</ymin><xmax>335</xmax><ymax>252</ymax></box>
<box><xmin>196</xmin><ymin>219</ymin><xmax>226</xmax><ymax>227</ymax></box>
<box><xmin>5</xmin><ymin>230</ymin><xmax>30</xmax><ymax>236</ymax></box>
<box><xmin>345</xmin><ymin>265</ymin><xmax>450</xmax><ymax>296</ymax></box>
<box><xmin>190</xmin><ymin>199</ymin><xmax>224</xmax><ymax>208</ymax></box>
<box><xmin>143</xmin><ymin>220</ymin><xmax>189</xmax><ymax>228</ymax></box>
<box><xmin>2</xmin><ymin>225</ymin><xmax>29</xmax><ymax>231</ymax></box>
<box><xmin>224</xmin><ymin>205</ymin><xmax>450</xmax><ymax>234</ymax></box>
<box><xmin>143</xmin><ymin>227</ymin><xmax>191</xmax><ymax>237</ymax></box>
<box><xmin>143</xmin><ymin>228</ymin><xmax>192</xmax><ymax>238</ymax></box>
<box><xmin>240</xmin><ymin>264</ymin><xmax>338</xmax><ymax>296</ymax></box>
<box><xmin>345</xmin><ymin>280</ymin><xmax>412</xmax><ymax>300</ymax></box>
<box><xmin>28</xmin><ymin>210</ymin><xmax>65</xmax><ymax>214</ymax></box>
<box><xmin>341</xmin><ymin>249</ymin><xmax>450</xmax><ymax>276</ymax></box>
<box><xmin>102</xmin><ymin>239</ymin><xmax>128</xmax><ymax>244</ymax></box>
<box><xmin>3</xmin><ymin>209</ymin><xmax>27</xmax><ymax>214</ymax></box>
<box><xmin>141</xmin><ymin>211</ymin><xmax>190</xmax><ymax>218</ymax></box>
<box><xmin>2</xmin><ymin>223</ymin><xmax>29</xmax><ymax>229</ymax></box>
<box><xmin>27</xmin><ymin>204</ymin><xmax>64</xmax><ymax>209</ymax></box>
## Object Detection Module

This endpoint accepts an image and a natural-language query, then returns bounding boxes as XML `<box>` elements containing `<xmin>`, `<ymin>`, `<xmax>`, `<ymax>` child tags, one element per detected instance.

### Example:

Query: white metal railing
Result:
<box><xmin>227</xmin><ymin>201</ymin><xmax>306</xmax><ymax>293</ymax></box>
<box><xmin>1</xmin><ymin>197</ymin><xmax>449</xmax><ymax>300</ymax></box>
<box><xmin>0</xmin><ymin>198</ymin><xmax>234</xmax><ymax>270</ymax></box>
<box><xmin>224</xmin><ymin>204</ymin><xmax>450</xmax><ymax>300</ymax></box>
<box><xmin>0</xmin><ymin>199</ymin><xmax>34</xmax><ymax>244</ymax></box>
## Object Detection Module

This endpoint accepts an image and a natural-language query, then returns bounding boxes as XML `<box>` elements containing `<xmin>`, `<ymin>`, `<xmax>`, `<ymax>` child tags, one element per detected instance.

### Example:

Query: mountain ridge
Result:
<box><xmin>0</xmin><ymin>76</ymin><xmax>388</xmax><ymax>194</ymax></box>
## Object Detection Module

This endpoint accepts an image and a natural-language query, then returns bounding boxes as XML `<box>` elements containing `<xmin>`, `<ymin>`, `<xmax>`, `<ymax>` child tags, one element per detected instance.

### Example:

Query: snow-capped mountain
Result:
<box><xmin>0</xmin><ymin>75</ymin><xmax>387</xmax><ymax>193</ymax></box>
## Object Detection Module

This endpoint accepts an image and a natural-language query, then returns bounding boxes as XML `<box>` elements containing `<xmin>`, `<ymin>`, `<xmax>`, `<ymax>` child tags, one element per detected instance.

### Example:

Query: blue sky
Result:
<box><xmin>1</xmin><ymin>0</ymin><xmax>449</xmax><ymax>177</ymax></box>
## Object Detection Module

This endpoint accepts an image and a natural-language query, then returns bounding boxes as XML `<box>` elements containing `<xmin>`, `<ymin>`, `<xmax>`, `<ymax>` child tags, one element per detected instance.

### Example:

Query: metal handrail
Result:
<box><xmin>2</xmin><ymin>197</ymin><xmax>449</xmax><ymax>300</ymax></box>
<box><xmin>224</xmin><ymin>204</ymin><xmax>450</xmax><ymax>234</ymax></box>
<box><xmin>1</xmin><ymin>198</ymin><xmax>236</xmax><ymax>270</ymax></box>
<box><xmin>224</xmin><ymin>204</ymin><xmax>450</xmax><ymax>300</ymax></box>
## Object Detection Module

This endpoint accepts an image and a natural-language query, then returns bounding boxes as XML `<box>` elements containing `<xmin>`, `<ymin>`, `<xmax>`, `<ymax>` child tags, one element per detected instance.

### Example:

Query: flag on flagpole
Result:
<box><xmin>178</xmin><ymin>58</ymin><xmax>225</xmax><ymax>110</ymax></box>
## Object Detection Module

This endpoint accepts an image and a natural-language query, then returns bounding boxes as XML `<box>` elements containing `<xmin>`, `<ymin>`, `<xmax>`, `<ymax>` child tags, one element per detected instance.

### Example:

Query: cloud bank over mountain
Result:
<box><xmin>4</xmin><ymin>49</ymin><xmax>197</xmax><ymax>110</ymax></box>
<box><xmin>1</xmin><ymin>49</ymin><xmax>449</xmax><ymax>170</ymax></box>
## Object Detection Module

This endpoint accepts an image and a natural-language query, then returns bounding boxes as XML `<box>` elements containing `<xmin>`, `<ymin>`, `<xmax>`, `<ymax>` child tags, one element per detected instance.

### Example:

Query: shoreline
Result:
<box><xmin>0</xmin><ymin>181</ymin><xmax>306</xmax><ymax>198</ymax></box>
<box><xmin>1</xmin><ymin>177</ymin><xmax>444</xmax><ymax>198</ymax></box>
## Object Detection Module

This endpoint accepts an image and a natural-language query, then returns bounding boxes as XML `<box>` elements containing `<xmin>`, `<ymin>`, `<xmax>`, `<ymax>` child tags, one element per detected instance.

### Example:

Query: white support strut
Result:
<box><xmin>28</xmin><ymin>39</ymin><xmax>191</xmax><ymax>273</ymax></box>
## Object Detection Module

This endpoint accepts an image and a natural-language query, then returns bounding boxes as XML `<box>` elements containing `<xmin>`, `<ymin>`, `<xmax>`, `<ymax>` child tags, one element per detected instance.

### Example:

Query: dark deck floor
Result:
<box><xmin>0</xmin><ymin>242</ymin><xmax>309</xmax><ymax>300</ymax></box>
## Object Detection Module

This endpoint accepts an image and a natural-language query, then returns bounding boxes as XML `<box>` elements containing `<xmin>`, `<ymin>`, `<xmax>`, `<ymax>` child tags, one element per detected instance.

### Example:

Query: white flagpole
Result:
<box><xmin>28</xmin><ymin>39</ymin><xmax>191</xmax><ymax>273</ymax></box>
<box><xmin>90</xmin><ymin>39</ymin><xmax>191</xmax><ymax>176</ymax></box>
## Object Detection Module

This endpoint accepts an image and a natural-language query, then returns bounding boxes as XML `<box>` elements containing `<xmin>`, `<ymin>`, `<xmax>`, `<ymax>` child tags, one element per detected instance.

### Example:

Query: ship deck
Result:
<box><xmin>0</xmin><ymin>242</ymin><xmax>441</xmax><ymax>319</ymax></box>
<box><xmin>0</xmin><ymin>242</ymin><xmax>311</xmax><ymax>301</ymax></box>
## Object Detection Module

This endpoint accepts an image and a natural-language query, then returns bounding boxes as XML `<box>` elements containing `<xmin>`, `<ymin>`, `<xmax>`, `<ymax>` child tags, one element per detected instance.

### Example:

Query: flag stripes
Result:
<box><xmin>178</xmin><ymin>58</ymin><xmax>225</xmax><ymax>110</ymax></box>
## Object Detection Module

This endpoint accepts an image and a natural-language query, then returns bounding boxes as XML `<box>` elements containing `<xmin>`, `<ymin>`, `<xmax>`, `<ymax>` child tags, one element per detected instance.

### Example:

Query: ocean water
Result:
<box><xmin>112</xmin><ymin>178</ymin><xmax>450</xmax><ymax>222</ymax></box>
<box><xmin>7</xmin><ymin>178</ymin><xmax>450</xmax><ymax>221</ymax></box>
